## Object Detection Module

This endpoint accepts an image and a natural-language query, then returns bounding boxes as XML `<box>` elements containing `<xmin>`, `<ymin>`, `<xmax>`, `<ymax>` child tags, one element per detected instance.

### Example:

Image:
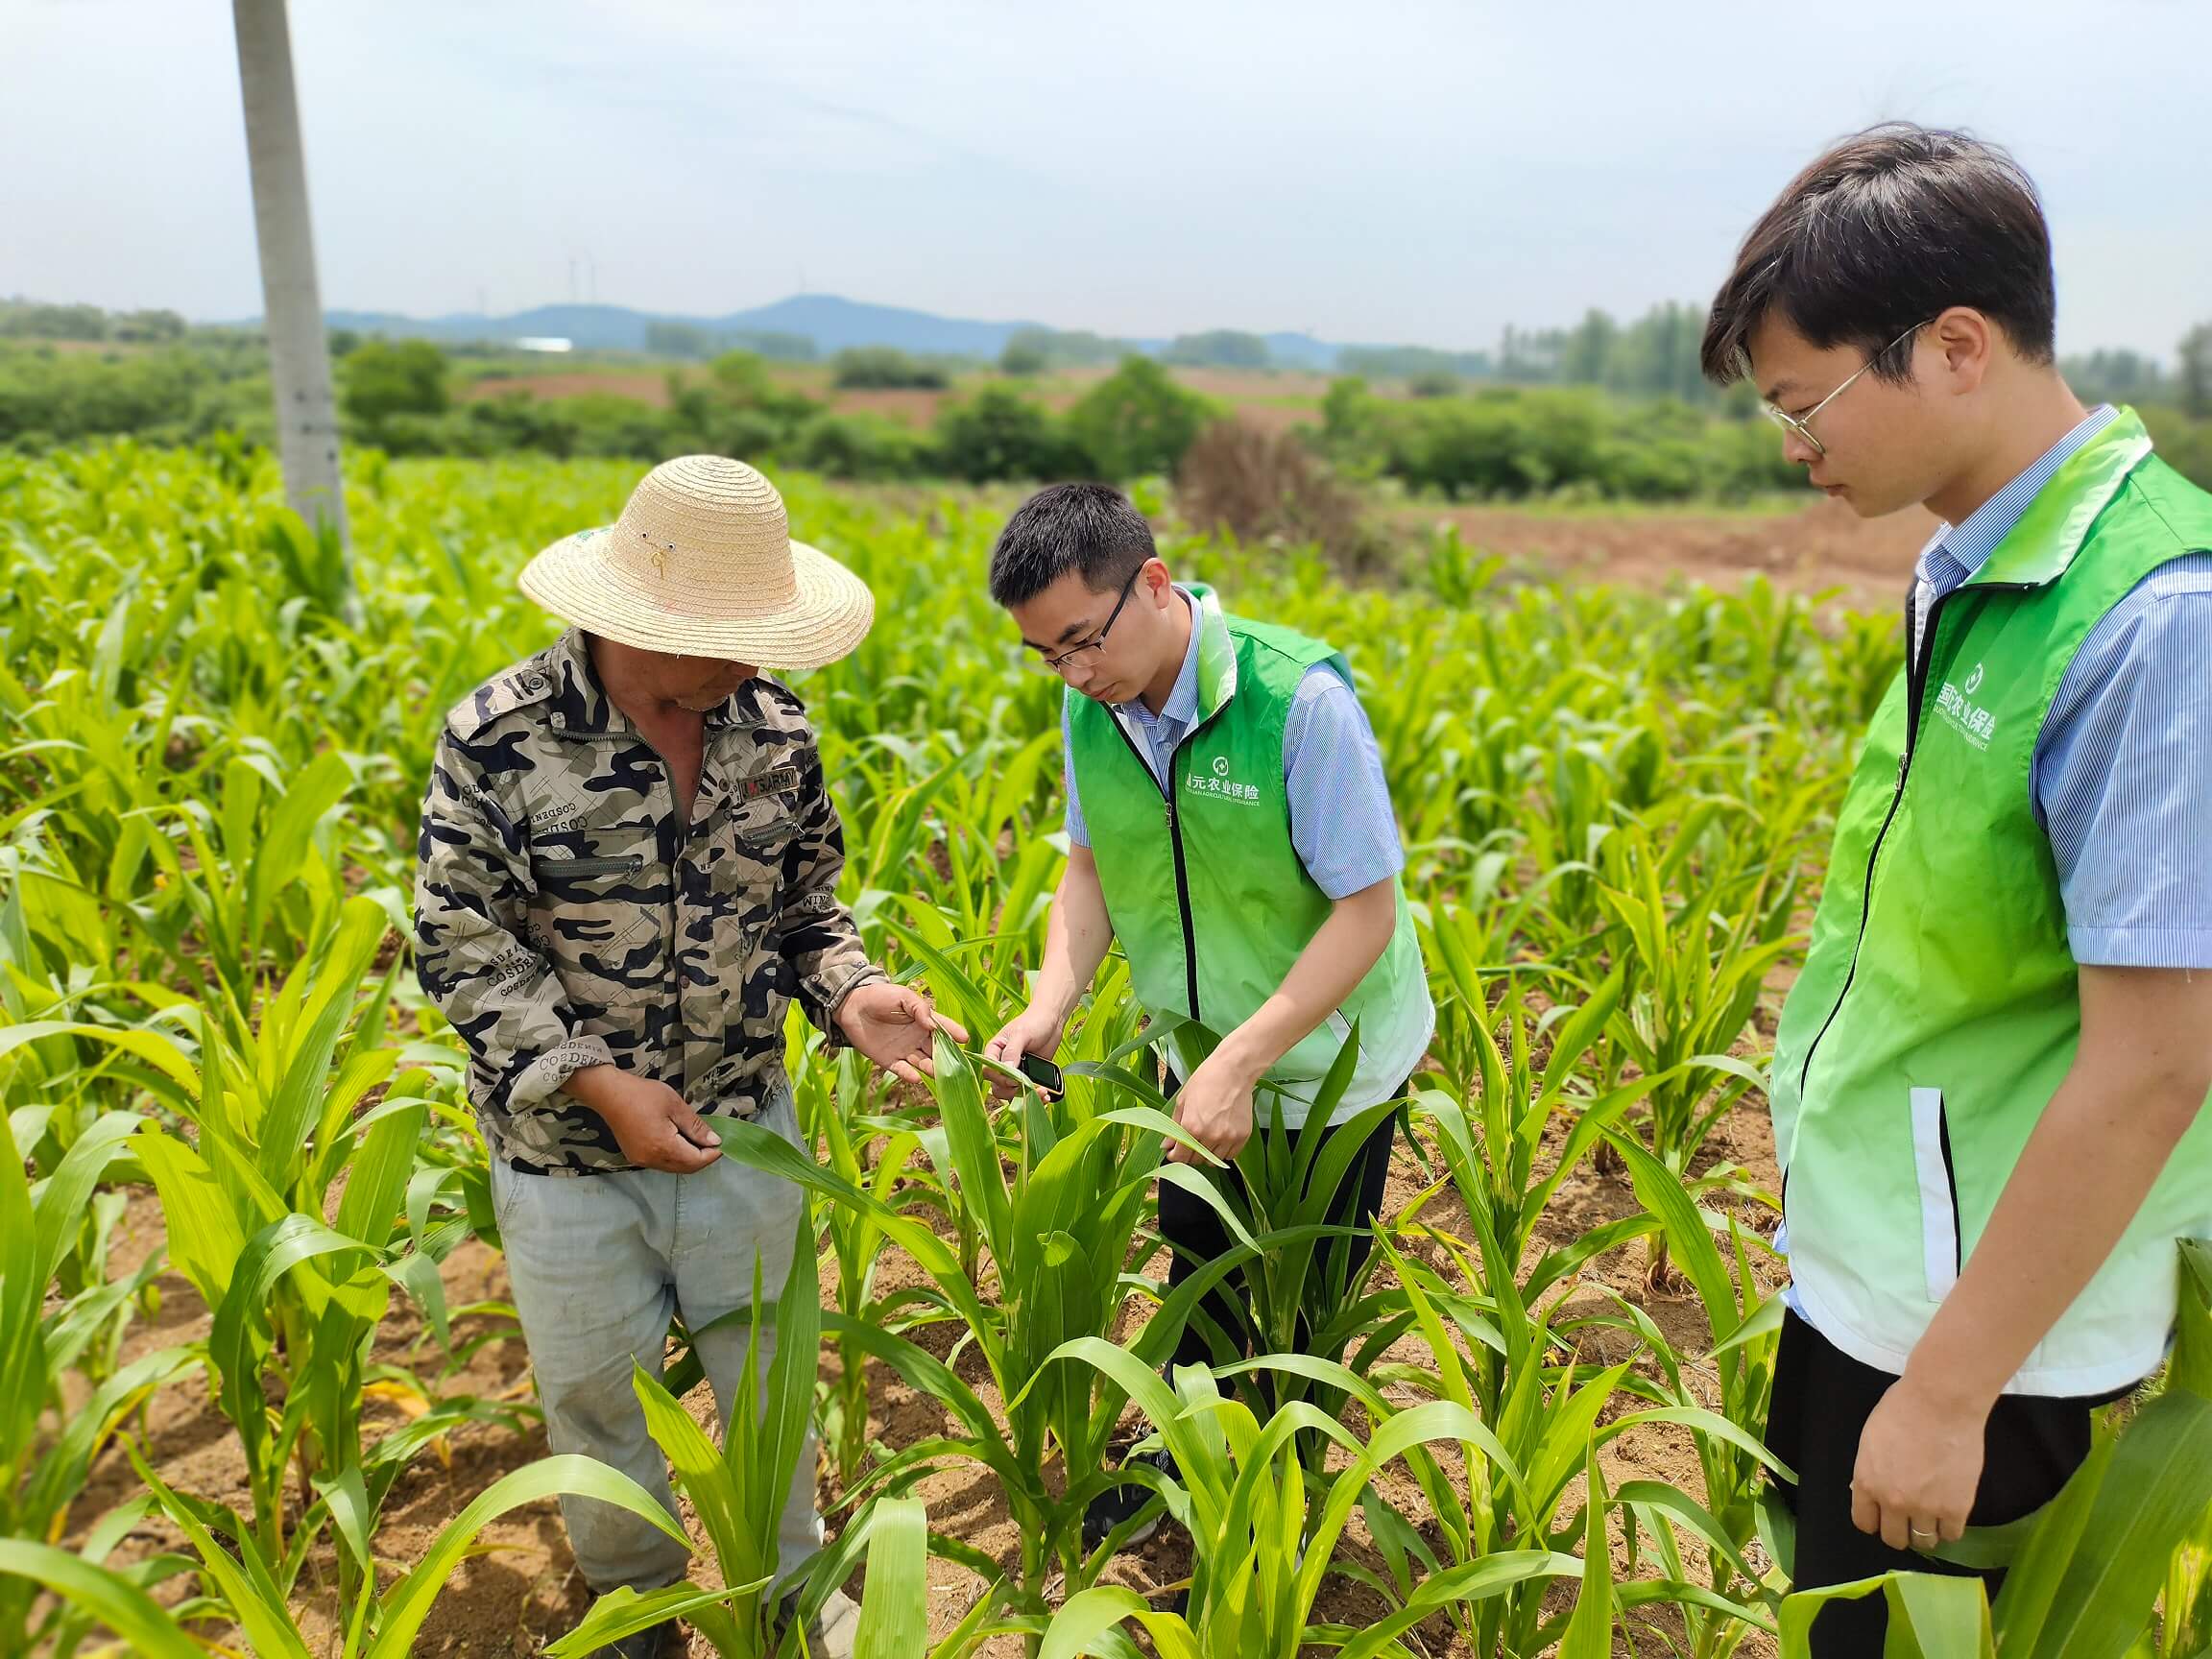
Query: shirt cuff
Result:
<box><xmin>2068</xmin><ymin>926</ymin><xmax>2212</xmax><ymax>972</ymax></box>
<box><xmin>507</xmin><ymin>1035</ymin><xmax>616</xmax><ymax>1113</ymax></box>
<box><xmin>808</xmin><ymin>961</ymin><xmax>889</xmax><ymax>1047</ymax></box>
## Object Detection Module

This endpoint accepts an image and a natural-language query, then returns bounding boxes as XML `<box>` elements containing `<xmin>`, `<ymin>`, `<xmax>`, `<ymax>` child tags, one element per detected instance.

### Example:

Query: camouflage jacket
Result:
<box><xmin>413</xmin><ymin>629</ymin><xmax>884</xmax><ymax>1174</ymax></box>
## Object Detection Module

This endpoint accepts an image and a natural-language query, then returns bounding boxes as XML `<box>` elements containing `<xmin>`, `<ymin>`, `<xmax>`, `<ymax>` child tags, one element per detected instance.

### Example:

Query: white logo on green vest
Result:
<box><xmin>1186</xmin><ymin>754</ymin><xmax>1261</xmax><ymax>805</ymax></box>
<box><xmin>1936</xmin><ymin>667</ymin><xmax>1999</xmax><ymax>752</ymax></box>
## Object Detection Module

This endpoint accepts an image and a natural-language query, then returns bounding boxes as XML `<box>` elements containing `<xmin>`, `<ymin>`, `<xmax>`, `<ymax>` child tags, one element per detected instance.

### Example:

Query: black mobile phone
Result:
<box><xmin>1016</xmin><ymin>1052</ymin><xmax>1064</xmax><ymax>1096</ymax></box>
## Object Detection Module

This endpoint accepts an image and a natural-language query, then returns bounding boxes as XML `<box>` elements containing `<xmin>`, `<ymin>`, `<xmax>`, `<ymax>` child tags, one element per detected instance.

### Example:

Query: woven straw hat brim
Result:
<box><xmin>518</xmin><ymin>528</ymin><xmax>876</xmax><ymax>672</ymax></box>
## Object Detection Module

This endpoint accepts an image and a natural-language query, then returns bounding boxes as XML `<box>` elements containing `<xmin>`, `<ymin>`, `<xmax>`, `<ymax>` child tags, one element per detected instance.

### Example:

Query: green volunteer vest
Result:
<box><xmin>1771</xmin><ymin>408</ymin><xmax>2212</xmax><ymax>1394</ymax></box>
<box><xmin>1067</xmin><ymin>589</ymin><xmax>1431</xmax><ymax>1117</ymax></box>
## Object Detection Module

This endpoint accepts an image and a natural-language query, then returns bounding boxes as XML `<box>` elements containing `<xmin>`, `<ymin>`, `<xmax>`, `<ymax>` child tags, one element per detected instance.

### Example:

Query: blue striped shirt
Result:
<box><xmin>1912</xmin><ymin>406</ymin><xmax>2212</xmax><ymax>970</ymax></box>
<box><xmin>1062</xmin><ymin>587</ymin><xmax>1405</xmax><ymax>902</ymax></box>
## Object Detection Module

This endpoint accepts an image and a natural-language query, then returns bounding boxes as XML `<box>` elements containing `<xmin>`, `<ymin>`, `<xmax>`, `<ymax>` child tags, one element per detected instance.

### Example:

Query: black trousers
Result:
<box><xmin>1766</xmin><ymin>1308</ymin><xmax>2127</xmax><ymax>1656</ymax></box>
<box><xmin>1156</xmin><ymin>1082</ymin><xmax>1401</xmax><ymax>1379</ymax></box>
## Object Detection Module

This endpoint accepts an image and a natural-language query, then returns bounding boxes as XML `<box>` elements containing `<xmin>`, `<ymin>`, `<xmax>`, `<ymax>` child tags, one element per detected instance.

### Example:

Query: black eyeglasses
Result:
<box><xmin>1032</xmin><ymin>564</ymin><xmax>1147</xmax><ymax>676</ymax></box>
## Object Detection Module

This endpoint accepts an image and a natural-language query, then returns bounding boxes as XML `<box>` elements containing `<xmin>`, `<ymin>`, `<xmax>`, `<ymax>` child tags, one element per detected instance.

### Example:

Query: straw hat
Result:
<box><xmin>519</xmin><ymin>456</ymin><xmax>875</xmax><ymax>671</ymax></box>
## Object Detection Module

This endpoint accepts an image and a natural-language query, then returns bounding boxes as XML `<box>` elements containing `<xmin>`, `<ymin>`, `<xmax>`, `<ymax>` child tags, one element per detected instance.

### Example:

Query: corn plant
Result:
<box><xmin>1596</xmin><ymin>821</ymin><xmax>1797</xmax><ymax>1286</ymax></box>
<box><xmin>1039</xmin><ymin>1336</ymin><xmax>1583</xmax><ymax>1659</ymax></box>
<box><xmin>553</xmin><ymin>1214</ymin><xmax>840</xmax><ymax>1656</ymax></box>
<box><xmin>1610</xmin><ymin>1131</ymin><xmax>1789</xmax><ymax>1603</ymax></box>
<box><xmin>810</xmin><ymin>1495</ymin><xmax>1022</xmax><ymax>1659</ymax></box>
<box><xmin>99</xmin><ymin>1443</ymin><xmax>684</xmax><ymax>1658</ymax></box>
<box><xmin>791</xmin><ymin>1042</ymin><xmax>925</xmax><ymax>1488</ymax></box>
<box><xmin>1405</xmin><ymin>966</ymin><xmax>1664</xmax><ymax>1305</ymax></box>
<box><xmin>1357</xmin><ymin>1231</ymin><xmax>1777</xmax><ymax>1658</ymax></box>
<box><xmin>131</xmin><ymin>746</ymin><xmax>359</xmax><ymax>1002</ymax></box>
<box><xmin>1137</xmin><ymin>1019</ymin><xmax>1413</xmax><ymax>1451</ymax></box>
<box><xmin>0</xmin><ymin>1107</ymin><xmax>199</xmax><ymax>1653</ymax></box>
<box><xmin>819</xmin><ymin>1037</ymin><xmax>1221</xmax><ymax>1625</ymax></box>
<box><xmin>114</xmin><ymin>899</ymin><xmax>493</xmax><ymax>1587</ymax></box>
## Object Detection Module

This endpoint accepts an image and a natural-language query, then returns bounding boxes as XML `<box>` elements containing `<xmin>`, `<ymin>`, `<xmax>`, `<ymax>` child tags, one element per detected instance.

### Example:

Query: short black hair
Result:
<box><xmin>1701</xmin><ymin>123</ymin><xmax>2056</xmax><ymax>388</ymax></box>
<box><xmin>987</xmin><ymin>482</ymin><xmax>1157</xmax><ymax>608</ymax></box>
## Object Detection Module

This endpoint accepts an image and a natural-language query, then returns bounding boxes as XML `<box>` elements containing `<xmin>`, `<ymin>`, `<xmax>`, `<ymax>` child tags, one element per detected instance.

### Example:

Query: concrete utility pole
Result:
<box><xmin>232</xmin><ymin>0</ymin><xmax>351</xmax><ymax>565</ymax></box>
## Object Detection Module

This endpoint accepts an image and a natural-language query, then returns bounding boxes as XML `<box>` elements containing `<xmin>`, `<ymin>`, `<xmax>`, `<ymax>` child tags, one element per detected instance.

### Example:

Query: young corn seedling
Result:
<box><xmin>0</xmin><ymin>1106</ymin><xmax>199</xmax><ymax>1655</ymax></box>
<box><xmin>554</xmin><ymin>1216</ymin><xmax>860</xmax><ymax>1657</ymax></box>
<box><xmin>834</xmin><ymin>1037</ymin><xmax>1206</xmax><ymax>1623</ymax></box>
<box><xmin>1404</xmin><ymin>965</ymin><xmax>1667</xmax><ymax>1309</ymax></box>
<box><xmin>1144</xmin><ymin>1018</ymin><xmax>1411</xmax><ymax>1461</ymax></box>
<box><xmin>119</xmin><ymin>901</ymin><xmax>494</xmax><ymax>1592</ymax></box>
<box><xmin>1597</xmin><ymin>823</ymin><xmax>1795</xmax><ymax>1286</ymax></box>
<box><xmin>85</xmin><ymin>1443</ymin><xmax>685</xmax><ymax>1659</ymax></box>
<box><xmin>1039</xmin><ymin>1338</ymin><xmax>1582</xmax><ymax>1659</ymax></box>
<box><xmin>1608</xmin><ymin>1129</ymin><xmax>1791</xmax><ymax>1627</ymax></box>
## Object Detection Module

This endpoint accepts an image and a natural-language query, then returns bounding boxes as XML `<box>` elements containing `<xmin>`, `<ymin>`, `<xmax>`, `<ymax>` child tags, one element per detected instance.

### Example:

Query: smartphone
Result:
<box><xmin>1016</xmin><ymin>1051</ymin><xmax>1064</xmax><ymax>1096</ymax></box>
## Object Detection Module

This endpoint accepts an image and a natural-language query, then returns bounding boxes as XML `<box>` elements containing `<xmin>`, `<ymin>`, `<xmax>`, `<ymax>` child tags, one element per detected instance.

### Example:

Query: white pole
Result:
<box><xmin>232</xmin><ymin>0</ymin><xmax>351</xmax><ymax>574</ymax></box>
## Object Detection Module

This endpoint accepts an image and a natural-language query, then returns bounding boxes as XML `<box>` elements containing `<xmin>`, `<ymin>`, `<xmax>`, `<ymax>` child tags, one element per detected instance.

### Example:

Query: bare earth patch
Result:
<box><xmin>1409</xmin><ymin>495</ymin><xmax>1935</xmax><ymax>610</ymax></box>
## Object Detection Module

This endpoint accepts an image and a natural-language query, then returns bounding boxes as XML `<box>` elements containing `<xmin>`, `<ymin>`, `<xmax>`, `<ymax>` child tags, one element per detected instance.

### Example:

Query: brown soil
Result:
<box><xmin>1413</xmin><ymin>496</ymin><xmax>1936</xmax><ymax>611</ymax></box>
<box><xmin>60</xmin><ymin>1079</ymin><xmax>1787</xmax><ymax>1658</ymax></box>
<box><xmin>820</xmin><ymin>387</ymin><xmax>948</xmax><ymax>429</ymax></box>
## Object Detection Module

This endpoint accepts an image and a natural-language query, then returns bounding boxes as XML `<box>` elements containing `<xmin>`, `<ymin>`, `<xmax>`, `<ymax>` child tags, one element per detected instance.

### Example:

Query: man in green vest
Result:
<box><xmin>981</xmin><ymin>481</ymin><xmax>1434</xmax><ymax>1551</ymax></box>
<box><xmin>1701</xmin><ymin>123</ymin><xmax>2212</xmax><ymax>1650</ymax></box>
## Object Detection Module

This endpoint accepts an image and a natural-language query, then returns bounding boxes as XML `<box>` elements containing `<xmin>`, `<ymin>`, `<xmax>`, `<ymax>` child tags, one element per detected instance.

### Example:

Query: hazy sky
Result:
<box><xmin>6</xmin><ymin>0</ymin><xmax>2204</xmax><ymax>357</ymax></box>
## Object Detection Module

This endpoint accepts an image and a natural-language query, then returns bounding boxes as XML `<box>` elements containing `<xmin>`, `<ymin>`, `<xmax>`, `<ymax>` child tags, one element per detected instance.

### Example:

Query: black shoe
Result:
<box><xmin>591</xmin><ymin>1620</ymin><xmax>683</xmax><ymax>1659</ymax></box>
<box><xmin>1083</xmin><ymin>1447</ymin><xmax>1175</xmax><ymax>1553</ymax></box>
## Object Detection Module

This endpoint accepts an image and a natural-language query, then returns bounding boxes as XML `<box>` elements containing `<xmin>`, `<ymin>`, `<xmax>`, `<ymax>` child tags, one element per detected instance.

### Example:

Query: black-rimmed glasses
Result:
<box><xmin>1031</xmin><ymin>564</ymin><xmax>1147</xmax><ymax>676</ymax></box>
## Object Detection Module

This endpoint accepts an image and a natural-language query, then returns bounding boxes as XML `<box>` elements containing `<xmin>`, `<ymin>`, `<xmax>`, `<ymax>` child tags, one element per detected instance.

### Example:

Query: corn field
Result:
<box><xmin>2</xmin><ymin>439</ymin><xmax>2209</xmax><ymax>1659</ymax></box>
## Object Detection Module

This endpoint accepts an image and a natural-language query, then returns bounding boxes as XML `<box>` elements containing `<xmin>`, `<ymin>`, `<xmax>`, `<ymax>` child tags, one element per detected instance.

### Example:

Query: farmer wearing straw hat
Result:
<box><xmin>415</xmin><ymin>456</ymin><xmax>963</xmax><ymax>1659</ymax></box>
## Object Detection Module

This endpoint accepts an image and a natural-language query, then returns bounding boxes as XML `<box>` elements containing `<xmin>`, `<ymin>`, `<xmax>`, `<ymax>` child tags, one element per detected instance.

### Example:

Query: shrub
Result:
<box><xmin>831</xmin><ymin>347</ymin><xmax>950</xmax><ymax>391</ymax></box>
<box><xmin>341</xmin><ymin>340</ymin><xmax>450</xmax><ymax>426</ymax></box>
<box><xmin>1176</xmin><ymin>419</ymin><xmax>1391</xmax><ymax>577</ymax></box>
<box><xmin>790</xmin><ymin>411</ymin><xmax>929</xmax><ymax>480</ymax></box>
<box><xmin>932</xmin><ymin>384</ymin><xmax>1083</xmax><ymax>481</ymax></box>
<box><xmin>1064</xmin><ymin>356</ymin><xmax>1214</xmax><ymax>480</ymax></box>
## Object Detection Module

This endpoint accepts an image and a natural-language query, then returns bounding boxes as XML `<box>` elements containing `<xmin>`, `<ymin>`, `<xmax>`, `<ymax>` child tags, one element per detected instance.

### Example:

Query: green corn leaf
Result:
<box><xmin>367</xmin><ymin>1455</ymin><xmax>691</xmax><ymax>1658</ymax></box>
<box><xmin>547</xmin><ymin>1581</ymin><xmax>761</xmax><ymax>1657</ymax></box>
<box><xmin>30</xmin><ymin>1109</ymin><xmax>141</xmax><ymax>1285</ymax></box>
<box><xmin>1999</xmin><ymin>1390</ymin><xmax>2212</xmax><ymax>1659</ymax></box>
<box><xmin>1560</xmin><ymin>1448</ymin><xmax>1615</xmax><ymax>1659</ymax></box>
<box><xmin>0</xmin><ymin>1108</ymin><xmax>44</xmax><ymax>1472</ymax></box>
<box><xmin>0</xmin><ymin>1540</ymin><xmax>208</xmax><ymax>1659</ymax></box>
<box><xmin>854</xmin><ymin>1496</ymin><xmax>930</xmax><ymax>1659</ymax></box>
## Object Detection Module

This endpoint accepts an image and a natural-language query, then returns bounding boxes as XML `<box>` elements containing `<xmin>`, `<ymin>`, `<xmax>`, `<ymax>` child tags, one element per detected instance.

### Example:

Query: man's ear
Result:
<box><xmin>1933</xmin><ymin>307</ymin><xmax>1994</xmax><ymax>397</ymax></box>
<box><xmin>1142</xmin><ymin>557</ymin><xmax>1175</xmax><ymax>605</ymax></box>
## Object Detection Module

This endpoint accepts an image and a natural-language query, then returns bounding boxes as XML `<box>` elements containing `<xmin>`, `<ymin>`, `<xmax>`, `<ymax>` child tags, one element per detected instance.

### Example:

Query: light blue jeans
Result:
<box><xmin>492</xmin><ymin>1090</ymin><xmax>822</xmax><ymax>1595</ymax></box>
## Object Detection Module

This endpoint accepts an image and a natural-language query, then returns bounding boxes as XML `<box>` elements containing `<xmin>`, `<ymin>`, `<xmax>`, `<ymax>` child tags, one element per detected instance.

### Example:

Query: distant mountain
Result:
<box><xmin>1258</xmin><ymin>332</ymin><xmax>1337</xmax><ymax>372</ymax></box>
<box><xmin>298</xmin><ymin>293</ymin><xmax>1370</xmax><ymax>371</ymax></box>
<box><xmin>713</xmin><ymin>295</ymin><xmax>1051</xmax><ymax>358</ymax></box>
<box><xmin>319</xmin><ymin>304</ymin><xmax>685</xmax><ymax>351</ymax></box>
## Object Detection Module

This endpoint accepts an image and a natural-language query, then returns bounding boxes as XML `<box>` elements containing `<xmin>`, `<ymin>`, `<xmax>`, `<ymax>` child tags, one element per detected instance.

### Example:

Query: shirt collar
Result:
<box><xmin>1118</xmin><ymin>586</ymin><xmax>1201</xmax><ymax>730</ymax></box>
<box><xmin>544</xmin><ymin>627</ymin><xmax>758</xmax><ymax>736</ymax></box>
<box><xmin>1918</xmin><ymin>405</ymin><xmax>2119</xmax><ymax>595</ymax></box>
